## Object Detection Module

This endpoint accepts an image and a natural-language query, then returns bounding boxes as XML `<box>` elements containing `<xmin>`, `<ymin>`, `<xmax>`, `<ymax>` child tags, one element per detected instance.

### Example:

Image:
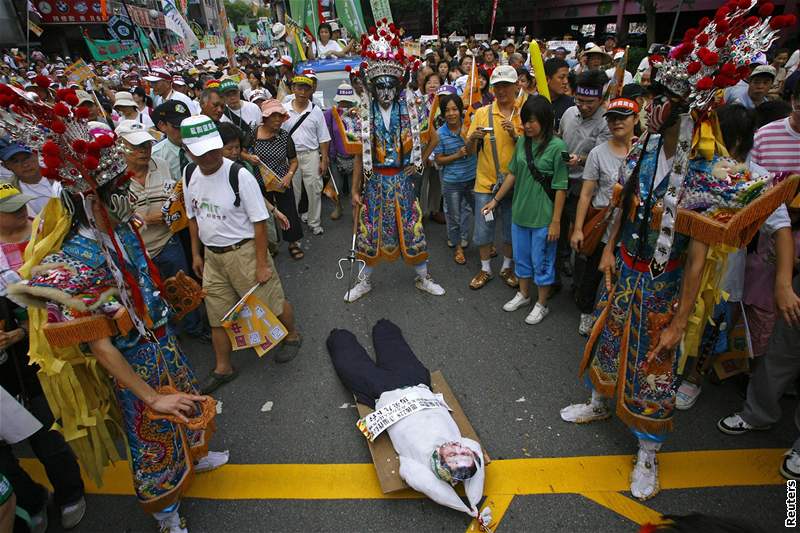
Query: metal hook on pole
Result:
<box><xmin>336</xmin><ymin>204</ymin><xmax>366</xmax><ymax>303</ymax></box>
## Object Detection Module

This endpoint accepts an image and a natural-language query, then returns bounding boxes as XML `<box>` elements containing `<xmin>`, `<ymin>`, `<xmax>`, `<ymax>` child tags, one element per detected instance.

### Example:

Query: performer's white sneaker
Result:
<box><xmin>630</xmin><ymin>442</ymin><xmax>660</xmax><ymax>500</ymax></box>
<box><xmin>503</xmin><ymin>291</ymin><xmax>531</xmax><ymax>312</ymax></box>
<box><xmin>415</xmin><ymin>275</ymin><xmax>445</xmax><ymax>296</ymax></box>
<box><xmin>560</xmin><ymin>398</ymin><xmax>611</xmax><ymax>423</ymax></box>
<box><xmin>344</xmin><ymin>278</ymin><xmax>372</xmax><ymax>302</ymax></box>
<box><xmin>195</xmin><ymin>450</ymin><xmax>230</xmax><ymax>473</ymax></box>
<box><xmin>578</xmin><ymin>313</ymin><xmax>594</xmax><ymax>336</ymax></box>
<box><xmin>157</xmin><ymin>511</ymin><xmax>188</xmax><ymax>533</ymax></box>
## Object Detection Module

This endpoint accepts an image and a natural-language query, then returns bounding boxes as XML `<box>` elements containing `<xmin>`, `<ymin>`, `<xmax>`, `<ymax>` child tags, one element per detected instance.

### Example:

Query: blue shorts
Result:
<box><xmin>473</xmin><ymin>192</ymin><xmax>513</xmax><ymax>247</ymax></box>
<box><xmin>512</xmin><ymin>223</ymin><xmax>557</xmax><ymax>286</ymax></box>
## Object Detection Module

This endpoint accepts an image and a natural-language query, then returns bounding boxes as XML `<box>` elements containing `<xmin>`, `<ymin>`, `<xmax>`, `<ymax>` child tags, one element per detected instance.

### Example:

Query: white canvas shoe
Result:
<box><xmin>503</xmin><ymin>291</ymin><xmax>531</xmax><ymax>312</ymax></box>
<box><xmin>630</xmin><ymin>443</ymin><xmax>660</xmax><ymax>500</ymax></box>
<box><xmin>157</xmin><ymin>511</ymin><xmax>188</xmax><ymax>533</ymax></box>
<box><xmin>195</xmin><ymin>450</ymin><xmax>230</xmax><ymax>473</ymax></box>
<box><xmin>781</xmin><ymin>449</ymin><xmax>800</xmax><ymax>480</ymax></box>
<box><xmin>415</xmin><ymin>275</ymin><xmax>445</xmax><ymax>296</ymax></box>
<box><xmin>675</xmin><ymin>381</ymin><xmax>702</xmax><ymax>410</ymax></box>
<box><xmin>560</xmin><ymin>399</ymin><xmax>611</xmax><ymax>423</ymax></box>
<box><xmin>344</xmin><ymin>278</ymin><xmax>372</xmax><ymax>302</ymax></box>
<box><xmin>524</xmin><ymin>303</ymin><xmax>549</xmax><ymax>325</ymax></box>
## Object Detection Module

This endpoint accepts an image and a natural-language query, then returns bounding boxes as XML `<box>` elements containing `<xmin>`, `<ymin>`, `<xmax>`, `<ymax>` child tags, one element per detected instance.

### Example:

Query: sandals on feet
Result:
<box><xmin>288</xmin><ymin>243</ymin><xmax>304</xmax><ymax>260</ymax></box>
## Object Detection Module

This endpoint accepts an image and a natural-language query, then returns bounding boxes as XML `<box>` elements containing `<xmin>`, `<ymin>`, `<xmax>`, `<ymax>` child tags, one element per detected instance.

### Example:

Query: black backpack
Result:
<box><xmin>184</xmin><ymin>161</ymin><xmax>267</xmax><ymax>207</ymax></box>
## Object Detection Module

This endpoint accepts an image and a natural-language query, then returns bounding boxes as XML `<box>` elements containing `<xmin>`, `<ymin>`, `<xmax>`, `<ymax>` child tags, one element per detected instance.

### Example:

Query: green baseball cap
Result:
<box><xmin>218</xmin><ymin>78</ymin><xmax>239</xmax><ymax>94</ymax></box>
<box><xmin>180</xmin><ymin>115</ymin><xmax>223</xmax><ymax>156</ymax></box>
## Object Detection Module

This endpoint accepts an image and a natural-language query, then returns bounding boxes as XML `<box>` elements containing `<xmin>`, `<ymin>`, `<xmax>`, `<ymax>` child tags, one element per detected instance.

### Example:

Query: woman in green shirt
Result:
<box><xmin>482</xmin><ymin>96</ymin><xmax>568</xmax><ymax>325</ymax></box>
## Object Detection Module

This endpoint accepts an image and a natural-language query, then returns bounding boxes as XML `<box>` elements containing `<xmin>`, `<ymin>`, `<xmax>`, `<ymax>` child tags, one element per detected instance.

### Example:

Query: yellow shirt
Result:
<box><xmin>467</xmin><ymin>102</ymin><xmax>523</xmax><ymax>193</ymax></box>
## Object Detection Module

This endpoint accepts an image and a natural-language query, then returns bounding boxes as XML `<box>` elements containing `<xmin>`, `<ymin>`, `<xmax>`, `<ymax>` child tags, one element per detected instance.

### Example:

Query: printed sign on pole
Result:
<box><xmin>107</xmin><ymin>15</ymin><xmax>136</xmax><ymax>43</ymax></box>
<box><xmin>221</xmin><ymin>285</ymin><xmax>288</xmax><ymax>357</ymax></box>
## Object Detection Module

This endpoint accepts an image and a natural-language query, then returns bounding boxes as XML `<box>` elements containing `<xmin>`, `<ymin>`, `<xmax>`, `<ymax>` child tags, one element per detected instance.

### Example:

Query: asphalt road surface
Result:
<box><xmin>25</xmin><ymin>198</ymin><xmax>796</xmax><ymax>532</ymax></box>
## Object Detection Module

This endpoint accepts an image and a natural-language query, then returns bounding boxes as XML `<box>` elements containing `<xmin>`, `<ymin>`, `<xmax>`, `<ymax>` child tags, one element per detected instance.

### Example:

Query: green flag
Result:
<box><xmin>334</xmin><ymin>0</ymin><xmax>366</xmax><ymax>37</ymax></box>
<box><xmin>304</xmin><ymin>0</ymin><xmax>319</xmax><ymax>40</ymax></box>
<box><xmin>288</xmin><ymin>0</ymin><xmax>306</xmax><ymax>30</ymax></box>
<box><xmin>84</xmin><ymin>31</ymin><xmax>150</xmax><ymax>62</ymax></box>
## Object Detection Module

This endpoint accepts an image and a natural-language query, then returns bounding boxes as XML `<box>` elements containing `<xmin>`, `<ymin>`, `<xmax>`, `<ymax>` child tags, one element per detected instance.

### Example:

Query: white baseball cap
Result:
<box><xmin>272</xmin><ymin>22</ymin><xmax>286</xmax><ymax>39</ymax></box>
<box><xmin>489</xmin><ymin>65</ymin><xmax>518</xmax><ymax>85</ymax></box>
<box><xmin>180</xmin><ymin>115</ymin><xmax>223</xmax><ymax>156</ymax></box>
<box><xmin>613</xmin><ymin>51</ymin><xmax>625</xmax><ymax>61</ymax></box>
<box><xmin>143</xmin><ymin>67</ymin><xmax>172</xmax><ymax>82</ymax></box>
<box><xmin>115</xmin><ymin>119</ymin><xmax>155</xmax><ymax>145</ymax></box>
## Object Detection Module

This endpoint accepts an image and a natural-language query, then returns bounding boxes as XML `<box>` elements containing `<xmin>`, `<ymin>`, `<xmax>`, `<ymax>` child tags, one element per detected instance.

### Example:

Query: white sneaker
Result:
<box><xmin>524</xmin><ymin>303</ymin><xmax>549</xmax><ymax>325</ymax></box>
<box><xmin>560</xmin><ymin>399</ymin><xmax>611</xmax><ymax>423</ymax></box>
<box><xmin>781</xmin><ymin>449</ymin><xmax>800</xmax><ymax>480</ymax></box>
<box><xmin>675</xmin><ymin>381</ymin><xmax>702</xmax><ymax>410</ymax></box>
<box><xmin>301</xmin><ymin>213</ymin><xmax>308</xmax><ymax>224</ymax></box>
<box><xmin>195</xmin><ymin>450</ymin><xmax>230</xmax><ymax>473</ymax></box>
<box><xmin>344</xmin><ymin>278</ymin><xmax>372</xmax><ymax>302</ymax></box>
<box><xmin>503</xmin><ymin>291</ymin><xmax>531</xmax><ymax>312</ymax></box>
<box><xmin>415</xmin><ymin>275</ymin><xmax>445</xmax><ymax>296</ymax></box>
<box><xmin>157</xmin><ymin>511</ymin><xmax>188</xmax><ymax>533</ymax></box>
<box><xmin>61</xmin><ymin>496</ymin><xmax>86</xmax><ymax>529</ymax></box>
<box><xmin>717</xmin><ymin>412</ymin><xmax>771</xmax><ymax>435</ymax></box>
<box><xmin>630</xmin><ymin>448</ymin><xmax>660</xmax><ymax>500</ymax></box>
<box><xmin>312</xmin><ymin>226</ymin><xmax>324</xmax><ymax>235</ymax></box>
<box><xmin>578</xmin><ymin>313</ymin><xmax>594</xmax><ymax>336</ymax></box>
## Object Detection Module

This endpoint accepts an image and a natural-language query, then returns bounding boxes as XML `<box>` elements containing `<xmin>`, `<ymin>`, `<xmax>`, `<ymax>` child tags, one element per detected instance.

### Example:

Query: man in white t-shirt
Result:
<box><xmin>327</xmin><ymin>320</ymin><xmax>488</xmax><ymax>524</ymax></box>
<box><xmin>218</xmin><ymin>78</ymin><xmax>263</xmax><ymax>146</ymax></box>
<box><xmin>0</xmin><ymin>138</ymin><xmax>61</xmax><ymax>216</ymax></box>
<box><xmin>181</xmin><ymin>115</ymin><xmax>302</xmax><ymax>394</ymax></box>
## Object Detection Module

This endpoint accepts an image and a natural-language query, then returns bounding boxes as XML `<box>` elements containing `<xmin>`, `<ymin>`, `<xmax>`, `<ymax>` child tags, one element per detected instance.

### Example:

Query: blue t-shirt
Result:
<box><xmin>433</xmin><ymin>124</ymin><xmax>477</xmax><ymax>183</ymax></box>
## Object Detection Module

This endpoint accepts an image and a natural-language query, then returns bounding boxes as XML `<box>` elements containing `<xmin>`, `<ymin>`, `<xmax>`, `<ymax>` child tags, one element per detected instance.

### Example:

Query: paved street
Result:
<box><xmin>28</xmin><ymin>199</ymin><xmax>796</xmax><ymax>532</ymax></box>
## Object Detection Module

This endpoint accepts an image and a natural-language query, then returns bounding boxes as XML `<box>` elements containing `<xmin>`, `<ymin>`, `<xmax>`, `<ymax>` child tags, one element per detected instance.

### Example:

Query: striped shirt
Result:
<box><xmin>434</xmin><ymin>124</ymin><xmax>477</xmax><ymax>183</ymax></box>
<box><xmin>129</xmin><ymin>156</ymin><xmax>176</xmax><ymax>257</ymax></box>
<box><xmin>751</xmin><ymin>118</ymin><xmax>800</xmax><ymax>174</ymax></box>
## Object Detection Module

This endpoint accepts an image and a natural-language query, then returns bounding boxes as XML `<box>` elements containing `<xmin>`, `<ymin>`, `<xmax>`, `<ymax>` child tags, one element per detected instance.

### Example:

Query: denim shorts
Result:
<box><xmin>512</xmin><ymin>223</ymin><xmax>557</xmax><ymax>286</ymax></box>
<box><xmin>473</xmin><ymin>192</ymin><xmax>513</xmax><ymax>247</ymax></box>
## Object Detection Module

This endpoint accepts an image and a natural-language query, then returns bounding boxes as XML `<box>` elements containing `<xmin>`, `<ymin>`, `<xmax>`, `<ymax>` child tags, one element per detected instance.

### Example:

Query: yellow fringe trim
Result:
<box><xmin>18</xmin><ymin>199</ymin><xmax>123</xmax><ymax>486</ymax></box>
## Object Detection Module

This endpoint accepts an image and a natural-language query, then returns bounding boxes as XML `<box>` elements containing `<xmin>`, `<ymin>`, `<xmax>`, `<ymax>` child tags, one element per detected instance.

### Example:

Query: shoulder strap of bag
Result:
<box><xmin>228</xmin><ymin>162</ymin><xmax>244</xmax><ymax>207</ymax></box>
<box><xmin>487</xmin><ymin>106</ymin><xmax>504</xmax><ymax>184</ymax></box>
<box><xmin>184</xmin><ymin>162</ymin><xmax>198</xmax><ymax>189</ymax></box>
<box><xmin>288</xmin><ymin>103</ymin><xmax>316</xmax><ymax>136</ymax></box>
<box><xmin>524</xmin><ymin>140</ymin><xmax>556</xmax><ymax>204</ymax></box>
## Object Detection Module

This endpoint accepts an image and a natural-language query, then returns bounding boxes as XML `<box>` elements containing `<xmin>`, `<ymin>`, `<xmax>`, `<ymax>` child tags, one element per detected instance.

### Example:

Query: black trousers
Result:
<box><xmin>573</xmin><ymin>245</ymin><xmax>605</xmax><ymax>314</ymax></box>
<box><xmin>326</xmin><ymin>319</ymin><xmax>431</xmax><ymax>409</ymax></box>
<box><xmin>268</xmin><ymin>187</ymin><xmax>304</xmax><ymax>243</ymax></box>
<box><xmin>0</xmin><ymin>394</ymin><xmax>84</xmax><ymax>514</ymax></box>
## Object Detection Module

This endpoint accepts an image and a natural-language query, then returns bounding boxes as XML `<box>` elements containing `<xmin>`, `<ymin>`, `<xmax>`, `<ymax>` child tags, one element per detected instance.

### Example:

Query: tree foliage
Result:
<box><xmin>224</xmin><ymin>1</ymin><xmax>269</xmax><ymax>30</ymax></box>
<box><xmin>369</xmin><ymin>0</ymin><xmax>504</xmax><ymax>35</ymax></box>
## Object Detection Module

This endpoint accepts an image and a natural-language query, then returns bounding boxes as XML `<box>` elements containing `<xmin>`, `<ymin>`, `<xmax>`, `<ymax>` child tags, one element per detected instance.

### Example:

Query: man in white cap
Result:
<box><xmin>144</xmin><ymin>67</ymin><xmax>195</xmax><ymax>111</ymax></box>
<box><xmin>604</xmin><ymin>50</ymin><xmax>633</xmax><ymax>90</ymax></box>
<box><xmin>113</xmin><ymin>91</ymin><xmax>154</xmax><ymax>128</ymax></box>
<box><xmin>116</xmin><ymin>120</ymin><xmax>208</xmax><ymax>340</ymax></box>
<box><xmin>0</xmin><ymin>138</ymin><xmax>62</xmax><ymax>216</ymax></box>
<box><xmin>181</xmin><ymin>115</ymin><xmax>302</xmax><ymax>393</ymax></box>
<box><xmin>465</xmin><ymin>65</ymin><xmax>522</xmax><ymax>291</ymax></box>
<box><xmin>724</xmin><ymin>64</ymin><xmax>776</xmax><ymax>109</ymax></box>
<box><xmin>276</xmin><ymin>55</ymin><xmax>294</xmax><ymax>100</ymax></box>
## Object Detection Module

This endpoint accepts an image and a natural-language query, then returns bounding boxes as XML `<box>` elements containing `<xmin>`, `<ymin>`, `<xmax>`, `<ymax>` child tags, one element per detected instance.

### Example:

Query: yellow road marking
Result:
<box><xmin>465</xmin><ymin>495</ymin><xmax>514</xmax><ymax>532</ymax></box>
<box><xmin>22</xmin><ymin>448</ymin><xmax>784</xmax><ymax>501</ymax></box>
<box><xmin>580</xmin><ymin>491</ymin><xmax>663</xmax><ymax>525</ymax></box>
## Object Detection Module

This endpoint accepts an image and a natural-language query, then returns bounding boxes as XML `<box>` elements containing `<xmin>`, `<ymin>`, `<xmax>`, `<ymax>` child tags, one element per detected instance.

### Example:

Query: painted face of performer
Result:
<box><xmin>100</xmin><ymin>179</ymin><xmax>136</xmax><ymax>224</ymax></box>
<box><xmin>374</xmin><ymin>76</ymin><xmax>398</xmax><ymax>110</ymax></box>
<box><xmin>646</xmin><ymin>90</ymin><xmax>685</xmax><ymax>134</ymax></box>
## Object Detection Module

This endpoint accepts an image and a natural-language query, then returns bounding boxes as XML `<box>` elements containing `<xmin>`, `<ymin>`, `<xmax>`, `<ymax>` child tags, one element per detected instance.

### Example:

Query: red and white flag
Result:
<box><xmin>490</xmin><ymin>0</ymin><xmax>499</xmax><ymax>36</ymax></box>
<box><xmin>432</xmin><ymin>0</ymin><xmax>439</xmax><ymax>35</ymax></box>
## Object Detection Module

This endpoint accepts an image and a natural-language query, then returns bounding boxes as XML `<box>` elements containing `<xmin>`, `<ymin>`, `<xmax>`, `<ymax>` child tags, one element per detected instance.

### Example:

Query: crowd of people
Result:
<box><xmin>0</xmin><ymin>1</ymin><xmax>798</xmax><ymax>531</ymax></box>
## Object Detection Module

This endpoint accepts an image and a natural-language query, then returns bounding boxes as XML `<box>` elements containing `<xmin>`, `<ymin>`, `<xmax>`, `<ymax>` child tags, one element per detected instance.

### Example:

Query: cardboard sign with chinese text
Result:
<box><xmin>221</xmin><ymin>284</ymin><xmax>287</xmax><ymax>356</ymax></box>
